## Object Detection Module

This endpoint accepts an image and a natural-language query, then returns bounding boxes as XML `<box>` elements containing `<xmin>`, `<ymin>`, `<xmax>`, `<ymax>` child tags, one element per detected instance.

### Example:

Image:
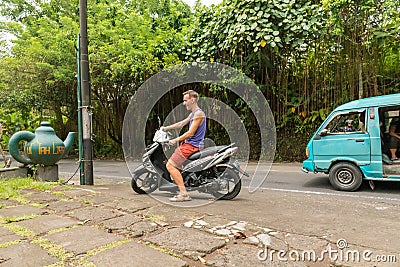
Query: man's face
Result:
<box><xmin>183</xmin><ymin>94</ymin><xmax>194</xmax><ymax>110</ymax></box>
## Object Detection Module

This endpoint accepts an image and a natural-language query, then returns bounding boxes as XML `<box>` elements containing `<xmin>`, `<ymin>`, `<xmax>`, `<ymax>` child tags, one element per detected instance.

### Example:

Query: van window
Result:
<box><xmin>325</xmin><ymin>110</ymin><xmax>366</xmax><ymax>134</ymax></box>
<box><xmin>380</xmin><ymin>109</ymin><xmax>400</xmax><ymax>134</ymax></box>
<box><xmin>378</xmin><ymin>107</ymin><xmax>400</xmax><ymax>160</ymax></box>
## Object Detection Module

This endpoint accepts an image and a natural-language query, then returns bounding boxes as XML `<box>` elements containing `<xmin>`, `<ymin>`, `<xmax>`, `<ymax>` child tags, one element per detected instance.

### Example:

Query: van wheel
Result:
<box><xmin>329</xmin><ymin>163</ymin><xmax>363</xmax><ymax>191</ymax></box>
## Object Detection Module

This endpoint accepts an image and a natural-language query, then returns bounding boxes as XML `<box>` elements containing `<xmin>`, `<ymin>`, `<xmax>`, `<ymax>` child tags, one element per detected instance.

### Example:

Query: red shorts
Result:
<box><xmin>169</xmin><ymin>142</ymin><xmax>200</xmax><ymax>169</ymax></box>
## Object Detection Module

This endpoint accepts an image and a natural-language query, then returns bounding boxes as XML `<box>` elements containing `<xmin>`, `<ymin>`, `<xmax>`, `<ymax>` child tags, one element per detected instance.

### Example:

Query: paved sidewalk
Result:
<box><xmin>0</xmin><ymin>176</ymin><xmax>398</xmax><ymax>266</ymax></box>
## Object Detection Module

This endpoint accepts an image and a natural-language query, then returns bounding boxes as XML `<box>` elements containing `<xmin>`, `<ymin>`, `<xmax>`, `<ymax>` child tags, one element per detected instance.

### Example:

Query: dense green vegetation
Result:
<box><xmin>1</xmin><ymin>0</ymin><xmax>399</xmax><ymax>161</ymax></box>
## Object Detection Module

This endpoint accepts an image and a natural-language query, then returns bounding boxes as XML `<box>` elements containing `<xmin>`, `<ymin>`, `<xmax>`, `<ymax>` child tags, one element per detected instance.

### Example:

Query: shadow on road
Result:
<box><xmin>365</xmin><ymin>180</ymin><xmax>400</xmax><ymax>194</ymax></box>
<box><xmin>303</xmin><ymin>175</ymin><xmax>400</xmax><ymax>195</ymax></box>
<box><xmin>303</xmin><ymin>176</ymin><xmax>332</xmax><ymax>189</ymax></box>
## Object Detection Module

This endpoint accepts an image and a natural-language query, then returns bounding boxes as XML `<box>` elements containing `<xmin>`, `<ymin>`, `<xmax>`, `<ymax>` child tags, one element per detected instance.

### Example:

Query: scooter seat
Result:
<box><xmin>187</xmin><ymin>146</ymin><xmax>225</xmax><ymax>160</ymax></box>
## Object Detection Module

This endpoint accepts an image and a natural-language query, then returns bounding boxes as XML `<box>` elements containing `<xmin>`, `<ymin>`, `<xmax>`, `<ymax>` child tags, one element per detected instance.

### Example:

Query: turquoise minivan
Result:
<box><xmin>302</xmin><ymin>94</ymin><xmax>400</xmax><ymax>191</ymax></box>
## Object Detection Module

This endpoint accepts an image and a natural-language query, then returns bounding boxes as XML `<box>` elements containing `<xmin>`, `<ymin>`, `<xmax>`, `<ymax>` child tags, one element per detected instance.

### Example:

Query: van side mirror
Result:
<box><xmin>314</xmin><ymin>129</ymin><xmax>328</xmax><ymax>140</ymax></box>
<box><xmin>320</xmin><ymin>129</ymin><xmax>328</xmax><ymax>136</ymax></box>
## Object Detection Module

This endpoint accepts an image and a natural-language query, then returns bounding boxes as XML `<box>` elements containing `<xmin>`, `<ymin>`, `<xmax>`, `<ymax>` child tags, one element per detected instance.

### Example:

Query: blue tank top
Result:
<box><xmin>186</xmin><ymin>108</ymin><xmax>206</xmax><ymax>148</ymax></box>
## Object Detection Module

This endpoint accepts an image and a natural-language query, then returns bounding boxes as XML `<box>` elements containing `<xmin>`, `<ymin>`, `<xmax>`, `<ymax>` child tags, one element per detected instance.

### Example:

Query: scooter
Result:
<box><xmin>131</xmin><ymin>128</ymin><xmax>248</xmax><ymax>200</ymax></box>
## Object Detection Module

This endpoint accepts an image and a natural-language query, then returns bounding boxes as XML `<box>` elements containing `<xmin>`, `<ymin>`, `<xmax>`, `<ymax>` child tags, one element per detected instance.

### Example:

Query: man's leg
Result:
<box><xmin>390</xmin><ymin>148</ymin><xmax>397</xmax><ymax>160</ymax></box>
<box><xmin>166</xmin><ymin>161</ymin><xmax>187</xmax><ymax>195</ymax></box>
<box><xmin>389</xmin><ymin>137</ymin><xmax>398</xmax><ymax>160</ymax></box>
<box><xmin>166</xmin><ymin>143</ymin><xmax>199</xmax><ymax>201</ymax></box>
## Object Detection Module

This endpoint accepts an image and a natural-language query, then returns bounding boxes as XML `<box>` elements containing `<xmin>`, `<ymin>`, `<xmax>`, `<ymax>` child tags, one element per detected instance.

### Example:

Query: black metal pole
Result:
<box><xmin>76</xmin><ymin>34</ymin><xmax>85</xmax><ymax>185</ymax></box>
<box><xmin>79</xmin><ymin>0</ymin><xmax>94</xmax><ymax>185</ymax></box>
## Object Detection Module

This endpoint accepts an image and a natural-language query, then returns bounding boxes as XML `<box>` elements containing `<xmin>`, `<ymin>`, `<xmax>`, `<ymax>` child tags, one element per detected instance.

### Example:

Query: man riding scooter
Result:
<box><xmin>161</xmin><ymin>90</ymin><xmax>206</xmax><ymax>202</ymax></box>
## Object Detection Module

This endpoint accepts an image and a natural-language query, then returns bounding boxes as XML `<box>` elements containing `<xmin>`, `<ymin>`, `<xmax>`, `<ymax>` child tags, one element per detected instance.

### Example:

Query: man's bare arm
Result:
<box><xmin>389</xmin><ymin>125</ymin><xmax>400</xmax><ymax>139</ymax></box>
<box><xmin>163</xmin><ymin>115</ymin><xmax>190</xmax><ymax>131</ymax></box>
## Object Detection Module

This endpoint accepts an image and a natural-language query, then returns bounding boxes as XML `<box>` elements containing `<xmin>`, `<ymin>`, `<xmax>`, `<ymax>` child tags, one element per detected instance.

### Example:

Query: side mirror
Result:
<box><xmin>320</xmin><ymin>129</ymin><xmax>328</xmax><ymax>136</ymax></box>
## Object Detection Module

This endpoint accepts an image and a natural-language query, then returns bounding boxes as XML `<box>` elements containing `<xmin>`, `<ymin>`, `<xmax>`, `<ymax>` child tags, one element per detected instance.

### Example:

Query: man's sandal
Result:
<box><xmin>169</xmin><ymin>193</ymin><xmax>191</xmax><ymax>202</ymax></box>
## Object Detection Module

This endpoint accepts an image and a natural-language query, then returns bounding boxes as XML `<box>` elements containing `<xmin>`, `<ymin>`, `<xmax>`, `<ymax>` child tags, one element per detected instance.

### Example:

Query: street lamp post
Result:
<box><xmin>79</xmin><ymin>0</ymin><xmax>94</xmax><ymax>185</ymax></box>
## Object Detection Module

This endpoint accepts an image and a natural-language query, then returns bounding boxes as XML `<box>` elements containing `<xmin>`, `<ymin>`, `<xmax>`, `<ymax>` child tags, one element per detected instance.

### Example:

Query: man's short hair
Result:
<box><xmin>183</xmin><ymin>90</ymin><xmax>198</xmax><ymax>99</ymax></box>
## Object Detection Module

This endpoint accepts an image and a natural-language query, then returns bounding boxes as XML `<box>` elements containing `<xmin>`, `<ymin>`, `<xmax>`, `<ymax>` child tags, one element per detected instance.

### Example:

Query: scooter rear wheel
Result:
<box><xmin>131</xmin><ymin>169</ymin><xmax>158</xmax><ymax>194</ymax></box>
<box><xmin>212</xmin><ymin>167</ymin><xmax>241</xmax><ymax>200</ymax></box>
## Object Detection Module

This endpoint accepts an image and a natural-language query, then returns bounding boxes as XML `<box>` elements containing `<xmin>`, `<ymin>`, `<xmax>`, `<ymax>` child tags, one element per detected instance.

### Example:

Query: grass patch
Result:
<box><xmin>30</xmin><ymin>203</ymin><xmax>45</xmax><ymax>208</ymax></box>
<box><xmin>47</xmin><ymin>225</ymin><xmax>79</xmax><ymax>235</ymax></box>
<box><xmin>80</xmin><ymin>199</ymin><xmax>93</xmax><ymax>205</ymax></box>
<box><xmin>0</xmin><ymin>177</ymin><xmax>59</xmax><ymax>200</ymax></box>
<box><xmin>52</xmin><ymin>191</ymin><xmax>64</xmax><ymax>197</ymax></box>
<box><xmin>11</xmin><ymin>195</ymin><xmax>30</xmax><ymax>204</ymax></box>
<box><xmin>63</xmin><ymin>259</ymin><xmax>96</xmax><ymax>267</ymax></box>
<box><xmin>146</xmin><ymin>243</ymin><xmax>182</xmax><ymax>259</ymax></box>
<box><xmin>0</xmin><ymin>240</ymin><xmax>22</xmax><ymax>248</ymax></box>
<box><xmin>2</xmin><ymin>214</ymin><xmax>39</xmax><ymax>223</ymax></box>
<box><xmin>86</xmin><ymin>239</ymin><xmax>130</xmax><ymax>257</ymax></box>
<box><xmin>45</xmin><ymin>237</ymin><xmax>126</xmax><ymax>267</ymax></box>
<box><xmin>52</xmin><ymin>184</ymin><xmax>74</xmax><ymax>191</ymax></box>
<box><xmin>32</xmin><ymin>237</ymin><xmax>74</xmax><ymax>261</ymax></box>
<box><xmin>146</xmin><ymin>214</ymin><xmax>166</xmax><ymax>222</ymax></box>
<box><xmin>1</xmin><ymin>223</ymin><xmax>36</xmax><ymax>238</ymax></box>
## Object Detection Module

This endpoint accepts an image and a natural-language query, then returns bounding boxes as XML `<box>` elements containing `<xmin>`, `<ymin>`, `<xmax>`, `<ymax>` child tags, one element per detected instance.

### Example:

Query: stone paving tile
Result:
<box><xmin>18</xmin><ymin>189</ymin><xmax>38</xmax><ymax>195</ymax></box>
<box><xmin>62</xmin><ymin>188</ymin><xmax>97</xmax><ymax>198</ymax></box>
<box><xmin>0</xmin><ymin>226</ymin><xmax>21</xmax><ymax>244</ymax></box>
<box><xmin>126</xmin><ymin>221</ymin><xmax>158</xmax><ymax>236</ymax></box>
<box><xmin>98</xmin><ymin>214</ymin><xmax>142</xmax><ymax>231</ymax></box>
<box><xmin>45</xmin><ymin>226</ymin><xmax>123</xmax><ymax>255</ymax></box>
<box><xmin>65</xmin><ymin>206</ymin><xmax>124</xmax><ymax>224</ymax></box>
<box><xmin>93</xmin><ymin>197</ymin><xmax>124</xmax><ymax>209</ymax></box>
<box><xmin>46</xmin><ymin>200</ymin><xmax>82</xmax><ymax>213</ymax></box>
<box><xmin>15</xmin><ymin>214</ymin><xmax>78</xmax><ymax>235</ymax></box>
<box><xmin>87</xmin><ymin>241</ymin><xmax>187</xmax><ymax>267</ymax></box>
<box><xmin>22</xmin><ymin>191</ymin><xmax>62</xmax><ymax>204</ymax></box>
<box><xmin>91</xmin><ymin>184</ymin><xmax>135</xmax><ymax>199</ymax></box>
<box><xmin>206</xmin><ymin>243</ymin><xmax>265</xmax><ymax>267</ymax></box>
<box><xmin>145</xmin><ymin>227</ymin><xmax>226</xmax><ymax>259</ymax></box>
<box><xmin>141</xmin><ymin>205</ymin><xmax>200</xmax><ymax>222</ymax></box>
<box><xmin>89</xmin><ymin>194</ymin><xmax>115</xmax><ymax>205</ymax></box>
<box><xmin>103</xmin><ymin>198</ymin><xmax>152</xmax><ymax>213</ymax></box>
<box><xmin>0</xmin><ymin>242</ymin><xmax>59</xmax><ymax>266</ymax></box>
<box><xmin>0</xmin><ymin>199</ymin><xmax>20</xmax><ymax>208</ymax></box>
<box><xmin>0</xmin><ymin>206</ymin><xmax>46</xmax><ymax>218</ymax></box>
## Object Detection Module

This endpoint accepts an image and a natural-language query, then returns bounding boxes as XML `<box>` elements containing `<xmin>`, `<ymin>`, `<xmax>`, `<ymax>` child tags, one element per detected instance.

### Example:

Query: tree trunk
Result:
<box><xmin>358</xmin><ymin>41</ymin><xmax>363</xmax><ymax>99</ymax></box>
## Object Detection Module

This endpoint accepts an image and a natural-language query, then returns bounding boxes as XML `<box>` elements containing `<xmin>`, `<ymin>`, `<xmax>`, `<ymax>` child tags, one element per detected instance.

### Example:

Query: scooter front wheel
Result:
<box><xmin>131</xmin><ymin>169</ymin><xmax>158</xmax><ymax>194</ymax></box>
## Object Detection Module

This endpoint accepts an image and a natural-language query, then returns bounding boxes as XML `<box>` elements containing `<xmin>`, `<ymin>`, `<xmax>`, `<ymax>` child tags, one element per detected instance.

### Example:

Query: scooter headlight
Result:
<box><xmin>306</xmin><ymin>147</ymin><xmax>310</xmax><ymax>158</ymax></box>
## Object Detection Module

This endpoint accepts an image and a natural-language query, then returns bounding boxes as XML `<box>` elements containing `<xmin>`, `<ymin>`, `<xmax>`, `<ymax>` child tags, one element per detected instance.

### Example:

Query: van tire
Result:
<box><xmin>329</xmin><ymin>163</ymin><xmax>363</xmax><ymax>191</ymax></box>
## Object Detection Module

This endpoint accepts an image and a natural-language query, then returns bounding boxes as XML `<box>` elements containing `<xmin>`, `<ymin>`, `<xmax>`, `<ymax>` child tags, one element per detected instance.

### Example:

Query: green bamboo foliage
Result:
<box><xmin>185</xmin><ymin>0</ymin><xmax>400</xmax><ymax>129</ymax></box>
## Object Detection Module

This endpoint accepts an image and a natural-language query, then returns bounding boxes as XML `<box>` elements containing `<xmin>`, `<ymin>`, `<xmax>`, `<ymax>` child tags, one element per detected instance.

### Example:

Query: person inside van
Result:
<box><xmin>359</xmin><ymin>111</ymin><xmax>366</xmax><ymax>132</ymax></box>
<box><xmin>344</xmin><ymin>119</ymin><xmax>355</xmax><ymax>132</ymax></box>
<box><xmin>389</xmin><ymin>115</ymin><xmax>400</xmax><ymax>160</ymax></box>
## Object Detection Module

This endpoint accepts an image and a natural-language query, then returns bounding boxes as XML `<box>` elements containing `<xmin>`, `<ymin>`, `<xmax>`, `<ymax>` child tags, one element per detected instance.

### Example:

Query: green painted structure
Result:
<box><xmin>9</xmin><ymin>122</ymin><xmax>75</xmax><ymax>166</ymax></box>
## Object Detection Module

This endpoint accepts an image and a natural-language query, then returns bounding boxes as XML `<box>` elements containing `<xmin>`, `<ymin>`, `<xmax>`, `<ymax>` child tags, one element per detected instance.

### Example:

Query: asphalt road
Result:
<box><xmin>58</xmin><ymin>159</ymin><xmax>400</xmax><ymax>202</ymax></box>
